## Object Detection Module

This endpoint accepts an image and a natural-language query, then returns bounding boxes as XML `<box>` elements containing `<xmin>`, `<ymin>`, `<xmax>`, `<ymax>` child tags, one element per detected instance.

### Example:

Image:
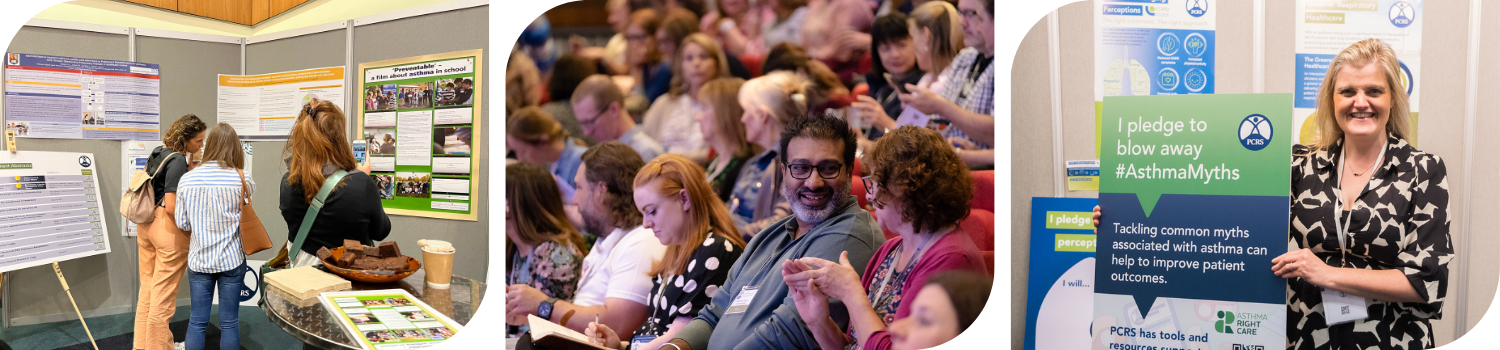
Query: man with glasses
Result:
<box><xmin>572</xmin><ymin>75</ymin><xmax>664</xmax><ymax>162</ymax></box>
<box><xmin>660</xmin><ymin>115</ymin><xmax>885</xmax><ymax>350</ymax></box>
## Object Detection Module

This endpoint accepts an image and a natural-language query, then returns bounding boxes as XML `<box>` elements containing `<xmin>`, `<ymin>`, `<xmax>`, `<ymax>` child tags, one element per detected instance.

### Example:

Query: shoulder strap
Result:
<box><xmin>236</xmin><ymin>169</ymin><xmax>250</xmax><ymax>205</ymax></box>
<box><xmin>287</xmin><ymin>170</ymin><xmax>349</xmax><ymax>263</ymax></box>
<box><xmin>147</xmin><ymin>152</ymin><xmax>180</xmax><ymax>179</ymax></box>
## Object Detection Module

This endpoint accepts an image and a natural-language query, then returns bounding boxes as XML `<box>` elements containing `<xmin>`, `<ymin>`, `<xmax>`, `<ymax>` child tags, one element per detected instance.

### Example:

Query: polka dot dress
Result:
<box><xmin>635</xmin><ymin>233</ymin><xmax>744</xmax><ymax>342</ymax></box>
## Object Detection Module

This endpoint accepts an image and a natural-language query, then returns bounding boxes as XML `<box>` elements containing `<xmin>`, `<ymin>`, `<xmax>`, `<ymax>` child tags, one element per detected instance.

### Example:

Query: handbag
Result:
<box><xmin>120</xmin><ymin>152</ymin><xmax>178</xmax><ymax>224</ymax></box>
<box><xmin>260</xmin><ymin>170</ymin><xmax>349</xmax><ymax>297</ymax></box>
<box><xmin>237</xmin><ymin>169</ymin><xmax>272</xmax><ymax>255</ymax></box>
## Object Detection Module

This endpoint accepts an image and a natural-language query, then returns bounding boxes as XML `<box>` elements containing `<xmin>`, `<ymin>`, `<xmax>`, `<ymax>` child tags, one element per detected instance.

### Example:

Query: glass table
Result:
<box><xmin>263</xmin><ymin>269</ymin><xmax>486</xmax><ymax>349</ymax></box>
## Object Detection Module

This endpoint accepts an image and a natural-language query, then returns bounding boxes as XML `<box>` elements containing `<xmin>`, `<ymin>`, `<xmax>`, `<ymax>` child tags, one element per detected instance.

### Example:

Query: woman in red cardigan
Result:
<box><xmin>782</xmin><ymin>126</ymin><xmax>988</xmax><ymax>350</ymax></box>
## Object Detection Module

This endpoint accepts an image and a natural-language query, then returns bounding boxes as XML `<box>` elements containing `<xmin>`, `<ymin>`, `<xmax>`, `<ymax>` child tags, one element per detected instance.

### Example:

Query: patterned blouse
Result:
<box><xmin>1287</xmin><ymin>135</ymin><xmax>1451</xmax><ymax>349</ymax></box>
<box><xmin>509</xmin><ymin>240</ymin><xmax>584</xmax><ymax>301</ymax></box>
<box><xmin>635</xmin><ymin>233</ymin><xmax>744</xmax><ymax>342</ymax></box>
<box><xmin>864</xmin><ymin>244</ymin><xmax>913</xmax><ymax>326</ymax></box>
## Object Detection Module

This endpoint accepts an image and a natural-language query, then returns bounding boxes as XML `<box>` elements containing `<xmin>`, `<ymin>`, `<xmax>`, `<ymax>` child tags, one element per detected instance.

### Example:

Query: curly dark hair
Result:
<box><xmin>864</xmin><ymin>126</ymin><xmax>972</xmax><ymax>232</ymax></box>
<box><xmin>163</xmin><ymin>114</ymin><xmax>207</xmax><ymax>152</ymax></box>
<box><xmin>580</xmin><ymin>142</ymin><xmax>647</xmax><ymax>229</ymax></box>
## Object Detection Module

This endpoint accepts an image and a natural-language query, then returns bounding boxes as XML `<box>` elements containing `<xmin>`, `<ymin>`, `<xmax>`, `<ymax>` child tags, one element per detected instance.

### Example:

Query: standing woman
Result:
<box><xmin>641</xmin><ymin>33</ymin><xmax>732</xmax><ymax>159</ymax></box>
<box><xmin>134</xmin><ymin>114</ymin><xmax>206</xmax><ymax>350</ymax></box>
<box><xmin>175</xmin><ymin>123</ymin><xmax>251</xmax><ymax>350</ymax></box>
<box><xmin>693</xmin><ymin>77</ymin><xmax>758</xmax><ymax>203</ymax></box>
<box><xmin>280</xmin><ymin>99</ymin><xmax>391</xmax><ymax>267</ymax></box>
<box><xmin>582</xmin><ymin>154</ymin><xmax>746</xmax><ymax>350</ymax></box>
<box><xmin>1092</xmin><ymin>39</ymin><xmax>1451</xmax><ymax>349</ymax></box>
<box><xmin>781</xmin><ymin>126</ymin><xmax>986</xmax><ymax>350</ymax></box>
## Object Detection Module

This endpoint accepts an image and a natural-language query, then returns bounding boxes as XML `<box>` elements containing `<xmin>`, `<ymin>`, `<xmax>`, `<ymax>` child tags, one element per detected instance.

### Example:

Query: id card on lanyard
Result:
<box><xmin>1322</xmin><ymin>147</ymin><xmax>1383</xmax><ymax>326</ymax></box>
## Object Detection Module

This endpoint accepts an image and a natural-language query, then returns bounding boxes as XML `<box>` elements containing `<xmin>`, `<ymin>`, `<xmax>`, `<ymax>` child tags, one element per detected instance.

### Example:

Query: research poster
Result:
<box><xmin>1094</xmin><ymin>0</ymin><xmax>1216</xmax><ymax>156</ymax></box>
<box><xmin>1096</xmin><ymin>94</ymin><xmax>1289</xmax><ymax>350</ymax></box>
<box><xmin>1025</xmin><ymin>197</ymin><xmax>1097</xmax><ymax>350</ymax></box>
<box><xmin>217</xmin><ymin>67</ymin><xmax>346</xmax><ymax>140</ymax></box>
<box><xmin>0</xmin><ymin>151</ymin><xmax>110</xmax><ymax>273</ymax></box>
<box><xmin>1294</xmin><ymin>0</ymin><xmax>1420</xmax><ymax>145</ymax></box>
<box><xmin>320</xmin><ymin>289</ymin><xmax>463</xmax><ymax>350</ymax></box>
<box><xmin>4</xmin><ymin>53</ymin><xmax>161</xmax><ymax>140</ymax></box>
<box><xmin>357</xmin><ymin>50</ymin><xmax>481</xmax><ymax>221</ymax></box>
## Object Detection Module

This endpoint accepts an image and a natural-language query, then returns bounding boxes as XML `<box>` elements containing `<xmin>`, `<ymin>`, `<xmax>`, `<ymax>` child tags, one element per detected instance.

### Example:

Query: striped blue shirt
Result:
<box><xmin>175</xmin><ymin>161</ymin><xmax>255</xmax><ymax>274</ymax></box>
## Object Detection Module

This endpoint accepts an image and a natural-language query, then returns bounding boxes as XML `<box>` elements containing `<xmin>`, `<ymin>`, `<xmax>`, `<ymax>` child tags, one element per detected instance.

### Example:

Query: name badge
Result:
<box><xmin>1321</xmin><ymin>288</ymin><xmax>1368</xmax><ymax>326</ymax></box>
<box><xmin>725</xmin><ymin>286</ymin><xmax>759</xmax><ymax>315</ymax></box>
<box><xmin>629</xmin><ymin>335</ymin><xmax>657</xmax><ymax>350</ymax></box>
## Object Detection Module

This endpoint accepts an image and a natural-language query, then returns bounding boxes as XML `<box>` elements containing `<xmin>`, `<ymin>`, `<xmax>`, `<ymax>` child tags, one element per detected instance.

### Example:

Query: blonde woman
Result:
<box><xmin>729</xmin><ymin>71</ymin><xmax>806</xmax><ymax>238</ymax></box>
<box><xmin>175</xmin><ymin>123</ymin><xmax>251</xmax><ymax>350</ymax></box>
<box><xmin>906</xmin><ymin>1</ymin><xmax>963</xmax><ymax>96</ymax></box>
<box><xmin>641</xmin><ymin>33</ymin><xmax>732</xmax><ymax>159</ymax></box>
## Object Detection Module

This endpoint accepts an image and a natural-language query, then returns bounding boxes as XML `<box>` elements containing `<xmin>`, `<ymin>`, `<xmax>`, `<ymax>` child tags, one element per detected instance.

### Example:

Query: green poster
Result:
<box><xmin>358</xmin><ymin>50</ymin><xmax>483</xmax><ymax>221</ymax></box>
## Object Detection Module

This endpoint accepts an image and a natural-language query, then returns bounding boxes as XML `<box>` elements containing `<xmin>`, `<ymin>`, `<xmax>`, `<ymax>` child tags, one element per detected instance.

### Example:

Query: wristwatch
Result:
<box><xmin>538</xmin><ymin>297</ymin><xmax>558</xmax><ymax>320</ymax></box>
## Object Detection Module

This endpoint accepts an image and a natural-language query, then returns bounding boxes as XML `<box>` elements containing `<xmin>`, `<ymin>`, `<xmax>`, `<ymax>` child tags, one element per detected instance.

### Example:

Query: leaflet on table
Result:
<box><xmin>358</xmin><ymin>52</ymin><xmax>481</xmax><ymax>221</ymax></box>
<box><xmin>217</xmin><ymin>67</ymin><xmax>346</xmax><ymax>140</ymax></box>
<box><xmin>120</xmin><ymin>140</ymin><xmax>163</xmax><ymax>237</ymax></box>
<box><xmin>319</xmin><ymin>289</ymin><xmax>463</xmax><ymax>350</ymax></box>
<box><xmin>4</xmin><ymin>53</ymin><xmax>161</xmax><ymax>140</ymax></box>
<box><xmin>0</xmin><ymin>151</ymin><xmax>111</xmax><ymax>273</ymax></box>
<box><xmin>1093</xmin><ymin>0</ymin><xmax>1216</xmax><ymax>156</ymax></box>
<box><xmin>1025</xmin><ymin>197</ymin><xmax>1097</xmax><ymax>350</ymax></box>
<box><xmin>1096</xmin><ymin>94</ymin><xmax>1290</xmax><ymax>350</ymax></box>
<box><xmin>1293</xmin><ymin>0</ymin><xmax>1420</xmax><ymax>145</ymax></box>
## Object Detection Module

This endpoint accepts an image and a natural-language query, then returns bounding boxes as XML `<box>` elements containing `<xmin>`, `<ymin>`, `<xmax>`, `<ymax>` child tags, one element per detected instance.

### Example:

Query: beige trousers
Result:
<box><xmin>132</xmin><ymin>206</ymin><xmax>189</xmax><ymax>350</ymax></box>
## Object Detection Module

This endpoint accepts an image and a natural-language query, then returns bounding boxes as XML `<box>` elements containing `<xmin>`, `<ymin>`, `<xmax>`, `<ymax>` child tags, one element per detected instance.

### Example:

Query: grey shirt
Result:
<box><xmin>619</xmin><ymin>127</ymin><xmax>664</xmax><ymax>162</ymax></box>
<box><xmin>672</xmin><ymin>196</ymin><xmax>885</xmax><ymax>350</ymax></box>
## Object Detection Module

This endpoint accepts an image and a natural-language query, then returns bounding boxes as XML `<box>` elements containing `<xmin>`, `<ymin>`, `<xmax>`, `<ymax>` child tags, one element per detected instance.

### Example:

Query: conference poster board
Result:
<box><xmin>1293</xmin><ymin>0</ymin><xmax>1421</xmax><ymax>146</ymax></box>
<box><xmin>217</xmin><ymin>67</ymin><xmax>347</xmax><ymax>140</ymax></box>
<box><xmin>1094</xmin><ymin>0</ymin><xmax>1216</xmax><ymax>156</ymax></box>
<box><xmin>0</xmin><ymin>151</ymin><xmax>110</xmax><ymax>273</ymax></box>
<box><xmin>118</xmin><ymin>140</ymin><xmax>252</xmax><ymax>237</ymax></box>
<box><xmin>1096</xmin><ymin>93</ymin><xmax>1290</xmax><ymax>349</ymax></box>
<box><xmin>4</xmin><ymin>53</ymin><xmax>161</xmax><ymax>140</ymax></box>
<box><xmin>1025</xmin><ymin>197</ymin><xmax>1097</xmax><ymax>350</ymax></box>
<box><xmin>357</xmin><ymin>50</ymin><xmax>481</xmax><ymax>221</ymax></box>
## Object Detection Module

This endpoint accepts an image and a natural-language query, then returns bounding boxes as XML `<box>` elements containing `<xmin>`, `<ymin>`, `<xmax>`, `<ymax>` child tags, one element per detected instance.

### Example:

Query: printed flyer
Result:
<box><xmin>217</xmin><ymin>67</ymin><xmax>346</xmax><ymax>140</ymax></box>
<box><xmin>358</xmin><ymin>50</ymin><xmax>481</xmax><ymax>221</ymax></box>
<box><xmin>0</xmin><ymin>151</ymin><xmax>110</xmax><ymax>273</ymax></box>
<box><xmin>4</xmin><ymin>53</ymin><xmax>161</xmax><ymax>140</ymax></box>
<box><xmin>119</xmin><ymin>140</ymin><xmax>162</xmax><ymax>237</ymax></box>
<box><xmin>1096</xmin><ymin>94</ymin><xmax>1290</xmax><ymax>350</ymax></box>
<box><xmin>320</xmin><ymin>289</ymin><xmax>463</xmax><ymax>350</ymax></box>
<box><xmin>1025</xmin><ymin>197</ymin><xmax>1097</xmax><ymax>350</ymax></box>
<box><xmin>1293</xmin><ymin>0</ymin><xmax>1421</xmax><ymax>145</ymax></box>
<box><xmin>1094</xmin><ymin>0</ymin><xmax>1216</xmax><ymax>156</ymax></box>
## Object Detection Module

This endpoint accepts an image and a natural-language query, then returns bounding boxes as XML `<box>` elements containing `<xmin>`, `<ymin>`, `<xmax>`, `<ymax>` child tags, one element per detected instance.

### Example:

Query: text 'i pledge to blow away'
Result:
<box><xmin>1115</xmin><ymin>115</ymin><xmax>1242</xmax><ymax>184</ymax></box>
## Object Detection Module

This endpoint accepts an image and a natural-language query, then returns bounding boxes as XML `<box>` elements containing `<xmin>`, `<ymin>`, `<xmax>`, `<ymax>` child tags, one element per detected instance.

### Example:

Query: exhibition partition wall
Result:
<box><xmin>0</xmin><ymin>3</ymin><xmax>488</xmax><ymax>327</ymax></box>
<box><xmin>1011</xmin><ymin>1</ymin><xmax>1500</xmax><ymax>348</ymax></box>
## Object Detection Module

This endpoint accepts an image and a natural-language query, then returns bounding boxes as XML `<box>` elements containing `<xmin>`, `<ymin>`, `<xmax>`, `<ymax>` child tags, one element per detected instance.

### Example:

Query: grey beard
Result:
<box><xmin>782</xmin><ymin>180</ymin><xmax>852</xmax><ymax>227</ymax></box>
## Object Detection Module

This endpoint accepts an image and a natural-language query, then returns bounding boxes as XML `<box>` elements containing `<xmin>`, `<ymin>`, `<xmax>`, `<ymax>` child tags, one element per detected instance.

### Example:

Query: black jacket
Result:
<box><xmin>279</xmin><ymin>171</ymin><xmax>392</xmax><ymax>255</ymax></box>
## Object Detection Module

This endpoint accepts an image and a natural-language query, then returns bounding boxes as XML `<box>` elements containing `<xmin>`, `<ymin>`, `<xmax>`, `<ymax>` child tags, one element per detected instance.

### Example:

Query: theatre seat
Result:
<box><xmin>876</xmin><ymin>208</ymin><xmax>994</xmax><ymax>254</ymax></box>
<box><xmin>982</xmin><ymin>251</ymin><xmax>995</xmax><ymax>275</ymax></box>
<box><xmin>971</xmin><ymin>170</ymin><xmax>994</xmax><ymax>212</ymax></box>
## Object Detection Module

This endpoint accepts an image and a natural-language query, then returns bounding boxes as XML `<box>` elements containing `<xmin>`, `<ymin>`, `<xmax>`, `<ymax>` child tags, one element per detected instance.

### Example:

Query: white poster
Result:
<box><xmin>0</xmin><ymin>151</ymin><xmax>111</xmax><ymax>273</ymax></box>
<box><xmin>396</xmin><ymin>110</ymin><xmax>433</xmax><ymax>167</ymax></box>
<box><xmin>217</xmin><ymin>67</ymin><xmax>346</xmax><ymax>140</ymax></box>
<box><xmin>1293</xmin><ymin>0</ymin><xmax>1420</xmax><ymax>145</ymax></box>
<box><xmin>119</xmin><ymin>140</ymin><xmax>162</xmax><ymax>237</ymax></box>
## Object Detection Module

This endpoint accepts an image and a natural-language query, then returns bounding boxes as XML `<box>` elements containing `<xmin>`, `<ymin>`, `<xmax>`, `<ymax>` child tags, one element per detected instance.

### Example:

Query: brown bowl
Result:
<box><xmin>323</xmin><ymin>247</ymin><xmax>421</xmax><ymax>283</ymax></box>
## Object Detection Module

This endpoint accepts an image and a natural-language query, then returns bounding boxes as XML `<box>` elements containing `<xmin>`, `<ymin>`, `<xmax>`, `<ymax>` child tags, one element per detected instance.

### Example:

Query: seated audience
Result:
<box><xmin>507</xmin><ymin>107</ymin><xmax>588</xmax><ymax>200</ymax></box>
<box><xmin>583</xmin><ymin>154</ymin><xmax>748</xmax><ymax>350</ymax></box>
<box><xmin>855</xmin><ymin>13</ymin><xmax>923</xmax><ymax>140</ymax></box>
<box><xmin>700</xmin><ymin>0</ymin><xmax>768</xmax><ymax>59</ymax></box>
<box><xmin>574</xmin><ymin>75</ymin><xmax>665</xmax><ymax>161</ymax></box>
<box><xmin>781</xmin><ymin>126</ymin><xmax>987</xmax><ymax>350</ymax></box>
<box><xmin>730</xmin><ymin>71</ymin><xmax>807</xmax><ymax>237</ymax></box>
<box><xmin>659</xmin><ymin>114</ymin><xmax>886</xmax><ymax>350</ymax></box>
<box><xmin>800</xmin><ymin>0</ymin><xmax>875</xmax><ymax>87</ymax></box>
<box><xmin>762</xmin><ymin>43</ymin><xmax>857</xmax><ymax>115</ymax></box>
<box><xmin>543</xmin><ymin>55</ymin><xmax>601</xmax><ymax>146</ymax></box>
<box><xmin>659</xmin><ymin>7</ymin><xmax>753</xmax><ymax>80</ymax></box>
<box><xmin>898</xmin><ymin>0</ymin><xmax>994</xmax><ymax>164</ymax></box>
<box><xmin>505</xmin><ymin>162</ymin><xmax>590</xmax><ymax>315</ymax></box>
<box><xmin>642</xmin><ymin>33</ymin><xmax>734</xmax><ymax>160</ymax></box>
<box><xmin>759</xmin><ymin>0</ymin><xmax>811</xmax><ymax>58</ymax></box>
<box><xmin>905</xmin><ymin>1</ymin><xmax>963</xmax><ymax>97</ymax></box>
<box><xmin>507</xmin><ymin>143</ymin><xmax>666</xmax><ymax>338</ymax></box>
<box><xmin>627</xmin><ymin>9</ymin><xmax>675</xmax><ymax>104</ymax></box>
<box><xmin>887</xmin><ymin>270</ymin><xmax>992</xmax><ymax>350</ymax></box>
<box><xmin>694</xmin><ymin>77</ymin><xmax>759</xmax><ymax>203</ymax></box>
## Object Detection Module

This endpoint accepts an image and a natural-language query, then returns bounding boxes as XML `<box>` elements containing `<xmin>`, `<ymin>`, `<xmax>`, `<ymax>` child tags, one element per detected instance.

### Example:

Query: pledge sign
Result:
<box><xmin>1095</xmin><ymin>94</ymin><xmax>1291</xmax><ymax>349</ymax></box>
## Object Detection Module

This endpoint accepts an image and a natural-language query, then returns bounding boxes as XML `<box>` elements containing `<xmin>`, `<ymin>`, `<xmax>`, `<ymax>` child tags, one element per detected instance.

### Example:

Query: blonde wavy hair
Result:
<box><xmin>1304</xmin><ymin>38</ymin><xmax>1412</xmax><ymax>152</ymax></box>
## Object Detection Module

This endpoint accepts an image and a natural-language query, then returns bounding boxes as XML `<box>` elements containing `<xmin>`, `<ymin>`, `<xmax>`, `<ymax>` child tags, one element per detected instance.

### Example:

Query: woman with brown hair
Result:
<box><xmin>134</xmin><ymin>114</ymin><xmax>206</xmax><ymax>350</ymax></box>
<box><xmin>582</xmin><ymin>154</ymin><xmax>745</xmax><ymax>350</ymax></box>
<box><xmin>693</xmin><ymin>77</ymin><xmax>758</xmax><ymax>203</ymax></box>
<box><xmin>175</xmin><ymin>123</ymin><xmax>250</xmax><ymax>350</ymax></box>
<box><xmin>782</xmin><ymin>126</ymin><xmax>986</xmax><ymax>350</ymax></box>
<box><xmin>506</xmin><ymin>106</ymin><xmax>588</xmax><ymax>200</ymax></box>
<box><xmin>886</xmin><ymin>270</ymin><xmax>992</xmax><ymax>350</ymax></box>
<box><xmin>279</xmin><ymin>98</ymin><xmax>390</xmax><ymax>267</ymax></box>
<box><xmin>505</xmin><ymin>162</ymin><xmax>588</xmax><ymax>316</ymax></box>
<box><xmin>642</xmin><ymin>33</ymin><xmax>731</xmax><ymax>159</ymax></box>
<box><xmin>626</xmin><ymin>9</ymin><xmax>674</xmax><ymax>104</ymax></box>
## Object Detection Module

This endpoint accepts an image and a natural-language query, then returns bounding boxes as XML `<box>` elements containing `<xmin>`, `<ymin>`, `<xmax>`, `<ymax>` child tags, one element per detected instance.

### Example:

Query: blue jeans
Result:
<box><xmin>186</xmin><ymin>263</ymin><xmax>246</xmax><ymax>350</ymax></box>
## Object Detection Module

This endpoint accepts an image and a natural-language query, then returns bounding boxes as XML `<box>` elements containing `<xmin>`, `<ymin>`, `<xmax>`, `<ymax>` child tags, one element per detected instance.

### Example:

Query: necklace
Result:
<box><xmin>1345</xmin><ymin>149</ymin><xmax>1382</xmax><ymax>176</ymax></box>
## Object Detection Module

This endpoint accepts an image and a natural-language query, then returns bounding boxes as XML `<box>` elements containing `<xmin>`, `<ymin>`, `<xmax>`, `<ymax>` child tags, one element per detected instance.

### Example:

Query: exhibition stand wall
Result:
<box><xmin>1010</xmin><ymin>1</ymin><xmax>1500</xmax><ymax>348</ymax></box>
<box><xmin>0</xmin><ymin>1</ymin><xmax>489</xmax><ymax>327</ymax></box>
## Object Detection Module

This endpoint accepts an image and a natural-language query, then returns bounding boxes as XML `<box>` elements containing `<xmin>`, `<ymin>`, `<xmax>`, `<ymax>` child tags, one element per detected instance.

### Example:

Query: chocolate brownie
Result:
<box><xmin>317</xmin><ymin>247</ymin><xmax>333</xmax><ymax>262</ymax></box>
<box><xmin>378</xmin><ymin>242</ymin><xmax>400</xmax><ymax>258</ymax></box>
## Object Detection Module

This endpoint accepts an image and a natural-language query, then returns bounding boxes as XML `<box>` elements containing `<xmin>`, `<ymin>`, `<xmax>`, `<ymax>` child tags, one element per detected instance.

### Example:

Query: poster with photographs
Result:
<box><xmin>320</xmin><ymin>290</ymin><xmax>463</xmax><ymax>350</ymax></box>
<box><xmin>357</xmin><ymin>50</ymin><xmax>481</xmax><ymax>221</ymax></box>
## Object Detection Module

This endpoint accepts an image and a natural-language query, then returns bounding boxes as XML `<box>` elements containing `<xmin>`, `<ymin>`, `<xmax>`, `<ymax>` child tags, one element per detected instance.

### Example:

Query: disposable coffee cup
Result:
<box><xmin>422</xmin><ymin>247</ymin><xmax>455</xmax><ymax>289</ymax></box>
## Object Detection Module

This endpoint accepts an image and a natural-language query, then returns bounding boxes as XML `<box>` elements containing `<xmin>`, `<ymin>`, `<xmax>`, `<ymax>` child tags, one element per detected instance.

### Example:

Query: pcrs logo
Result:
<box><xmin>1389</xmin><ymin>1</ymin><xmax>1415</xmax><ymax>28</ymax></box>
<box><xmin>1186</xmin><ymin>0</ymin><xmax>1208</xmax><ymax>17</ymax></box>
<box><xmin>78</xmin><ymin>155</ymin><xmax>92</xmax><ymax>168</ymax></box>
<box><xmin>1239</xmin><ymin>114</ymin><xmax>1272</xmax><ymax>151</ymax></box>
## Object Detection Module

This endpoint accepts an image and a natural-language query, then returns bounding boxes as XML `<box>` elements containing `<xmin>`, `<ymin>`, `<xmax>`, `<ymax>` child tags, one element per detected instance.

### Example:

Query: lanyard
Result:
<box><xmin>956</xmin><ymin>55</ymin><xmax>993</xmax><ymax>102</ymax></box>
<box><xmin>1332</xmin><ymin>145</ymin><xmax>1385</xmax><ymax>263</ymax></box>
<box><xmin>870</xmin><ymin>233</ymin><xmax>937</xmax><ymax>305</ymax></box>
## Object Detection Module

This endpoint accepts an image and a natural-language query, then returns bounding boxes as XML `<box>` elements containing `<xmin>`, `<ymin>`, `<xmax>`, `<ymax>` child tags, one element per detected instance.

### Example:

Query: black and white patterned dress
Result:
<box><xmin>1288</xmin><ymin>134</ymin><xmax>1451</xmax><ymax>349</ymax></box>
<box><xmin>633</xmin><ymin>233</ymin><xmax>743</xmax><ymax>345</ymax></box>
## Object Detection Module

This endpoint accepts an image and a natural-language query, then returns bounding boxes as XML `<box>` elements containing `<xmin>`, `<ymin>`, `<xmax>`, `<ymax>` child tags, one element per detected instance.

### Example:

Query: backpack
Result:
<box><xmin>121</xmin><ymin>152</ymin><xmax>178</xmax><ymax>225</ymax></box>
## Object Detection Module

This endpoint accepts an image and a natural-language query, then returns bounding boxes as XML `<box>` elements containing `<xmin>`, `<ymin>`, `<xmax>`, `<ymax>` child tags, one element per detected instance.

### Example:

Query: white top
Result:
<box><xmin>572</xmin><ymin>225</ymin><xmax>667</xmax><ymax>307</ymax></box>
<box><xmin>640</xmin><ymin>93</ymin><xmax>708</xmax><ymax>155</ymax></box>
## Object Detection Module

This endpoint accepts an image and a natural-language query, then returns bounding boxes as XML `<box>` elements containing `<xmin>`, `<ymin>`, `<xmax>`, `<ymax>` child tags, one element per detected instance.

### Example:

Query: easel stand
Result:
<box><xmin>51</xmin><ymin>261</ymin><xmax>100</xmax><ymax>350</ymax></box>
